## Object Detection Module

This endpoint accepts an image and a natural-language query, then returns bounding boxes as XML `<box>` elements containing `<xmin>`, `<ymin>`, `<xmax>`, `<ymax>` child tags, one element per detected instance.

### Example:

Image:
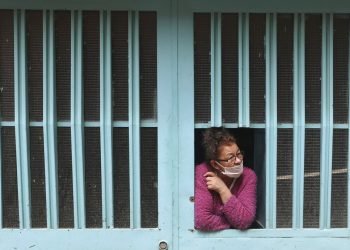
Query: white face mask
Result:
<box><xmin>216</xmin><ymin>161</ymin><xmax>243</xmax><ymax>178</ymax></box>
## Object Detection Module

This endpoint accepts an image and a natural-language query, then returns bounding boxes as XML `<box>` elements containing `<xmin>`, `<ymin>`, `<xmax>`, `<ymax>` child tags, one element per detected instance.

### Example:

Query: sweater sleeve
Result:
<box><xmin>194</xmin><ymin>163</ymin><xmax>231</xmax><ymax>231</ymax></box>
<box><xmin>222</xmin><ymin>168</ymin><xmax>257</xmax><ymax>229</ymax></box>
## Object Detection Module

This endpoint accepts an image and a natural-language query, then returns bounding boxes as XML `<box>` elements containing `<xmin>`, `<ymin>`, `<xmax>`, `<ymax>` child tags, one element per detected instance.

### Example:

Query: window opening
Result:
<box><xmin>193</xmin><ymin>11</ymin><xmax>350</xmax><ymax>231</ymax></box>
<box><xmin>195</xmin><ymin>128</ymin><xmax>265</xmax><ymax>229</ymax></box>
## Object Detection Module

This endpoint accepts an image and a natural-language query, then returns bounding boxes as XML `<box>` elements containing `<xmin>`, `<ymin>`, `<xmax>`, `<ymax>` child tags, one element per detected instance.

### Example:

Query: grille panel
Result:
<box><xmin>27</xmin><ymin>10</ymin><xmax>43</xmax><ymax>122</ymax></box>
<box><xmin>221</xmin><ymin>13</ymin><xmax>239</xmax><ymax>123</ymax></box>
<box><xmin>1</xmin><ymin>127</ymin><xmax>19</xmax><ymax>228</ymax></box>
<box><xmin>249</xmin><ymin>14</ymin><xmax>266</xmax><ymax>123</ymax></box>
<box><xmin>0</xmin><ymin>10</ymin><xmax>14</xmax><ymax>121</ymax></box>
<box><xmin>303</xmin><ymin>129</ymin><xmax>320</xmax><ymax>228</ymax></box>
<box><xmin>194</xmin><ymin>13</ymin><xmax>211</xmax><ymax>123</ymax></box>
<box><xmin>276</xmin><ymin>129</ymin><xmax>293</xmax><ymax>228</ymax></box>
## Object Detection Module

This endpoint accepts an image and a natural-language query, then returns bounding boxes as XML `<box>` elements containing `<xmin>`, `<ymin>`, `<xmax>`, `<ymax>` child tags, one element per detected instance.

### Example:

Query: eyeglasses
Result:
<box><xmin>216</xmin><ymin>151</ymin><xmax>244</xmax><ymax>163</ymax></box>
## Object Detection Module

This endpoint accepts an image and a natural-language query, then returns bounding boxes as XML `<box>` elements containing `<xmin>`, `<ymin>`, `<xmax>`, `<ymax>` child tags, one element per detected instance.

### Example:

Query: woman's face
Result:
<box><xmin>214</xmin><ymin>143</ymin><xmax>243</xmax><ymax>168</ymax></box>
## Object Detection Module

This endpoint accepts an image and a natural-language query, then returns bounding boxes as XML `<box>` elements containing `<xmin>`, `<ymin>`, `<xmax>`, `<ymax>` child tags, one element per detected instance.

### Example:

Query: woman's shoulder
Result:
<box><xmin>243</xmin><ymin>166</ymin><xmax>257</xmax><ymax>179</ymax></box>
<box><xmin>195</xmin><ymin>162</ymin><xmax>211</xmax><ymax>174</ymax></box>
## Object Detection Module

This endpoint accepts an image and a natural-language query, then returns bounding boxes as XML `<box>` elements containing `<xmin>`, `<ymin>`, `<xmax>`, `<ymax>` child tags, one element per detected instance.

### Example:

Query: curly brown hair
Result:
<box><xmin>202</xmin><ymin>127</ymin><xmax>236</xmax><ymax>162</ymax></box>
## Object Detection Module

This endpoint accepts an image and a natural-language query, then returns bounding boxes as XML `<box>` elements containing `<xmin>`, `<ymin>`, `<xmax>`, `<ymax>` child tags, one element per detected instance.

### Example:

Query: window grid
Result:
<box><xmin>193</xmin><ymin>12</ymin><xmax>349</xmax><ymax>230</ymax></box>
<box><xmin>0</xmin><ymin>9</ymin><xmax>158</xmax><ymax>230</ymax></box>
<box><xmin>0</xmin><ymin>9</ymin><xmax>349</xmax><ymax>234</ymax></box>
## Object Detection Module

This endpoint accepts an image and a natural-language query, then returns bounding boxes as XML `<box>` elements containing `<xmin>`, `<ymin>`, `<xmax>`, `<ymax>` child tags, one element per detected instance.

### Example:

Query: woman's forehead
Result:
<box><xmin>218</xmin><ymin>143</ymin><xmax>239</xmax><ymax>154</ymax></box>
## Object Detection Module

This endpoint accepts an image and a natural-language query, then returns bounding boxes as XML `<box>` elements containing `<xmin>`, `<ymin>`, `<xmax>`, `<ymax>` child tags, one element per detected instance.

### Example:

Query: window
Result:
<box><xmin>0</xmin><ymin>10</ymin><xmax>159</xmax><ymax>229</ymax></box>
<box><xmin>193</xmin><ymin>12</ymin><xmax>349</xmax><ymax>230</ymax></box>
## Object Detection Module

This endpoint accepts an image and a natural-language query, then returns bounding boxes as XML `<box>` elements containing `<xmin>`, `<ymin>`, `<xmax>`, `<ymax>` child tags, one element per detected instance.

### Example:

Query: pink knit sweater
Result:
<box><xmin>194</xmin><ymin>162</ymin><xmax>257</xmax><ymax>231</ymax></box>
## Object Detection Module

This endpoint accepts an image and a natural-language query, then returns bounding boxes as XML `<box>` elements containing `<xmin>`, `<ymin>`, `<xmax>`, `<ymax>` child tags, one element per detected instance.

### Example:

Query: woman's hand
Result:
<box><xmin>204</xmin><ymin>172</ymin><xmax>232</xmax><ymax>204</ymax></box>
<box><xmin>204</xmin><ymin>172</ymin><xmax>226</xmax><ymax>192</ymax></box>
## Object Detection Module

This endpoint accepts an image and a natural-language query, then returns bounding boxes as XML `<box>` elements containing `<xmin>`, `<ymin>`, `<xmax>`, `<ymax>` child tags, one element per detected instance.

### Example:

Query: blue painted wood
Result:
<box><xmin>14</xmin><ymin>9</ymin><xmax>31</xmax><ymax>229</ymax></box>
<box><xmin>0</xmin><ymin>114</ymin><xmax>2</xmax><ymax>228</ymax></box>
<box><xmin>99</xmin><ymin>10</ymin><xmax>114</xmax><ymax>228</ymax></box>
<box><xmin>129</xmin><ymin>11</ymin><xmax>142</xmax><ymax>229</ymax></box>
<box><xmin>211</xmin><ymin>13</ymin><xmax>222</xmax><ymax>127</ymax></box>
<box><xmin>157</xmin><ymin>1</ymin><xmax>177</xmax><ymax>245</ymax></box>
<box><xmin>168</xmin><ymin>0</ymin><xmax>350</xmax><ymax>12</ymax></box>
<box><xmin>348</xmin><ymin>24</ymin><xmax>350</xmax><ymax>229</ymax></box>
<box><xmin>177</xmin><ymin>0</ymin><xmax>196</xmax><ymax>243</ymax></box>
<box><xmin>43</xmin><ymin>10</ymin><xmax>59</xmax><ymax>229</ymax></box>
<box><xmin>0</xmin><ymin>0</ymin><xmax>171</xmax><ymax>10</ymax></box>
<box><xmin>265</xmin><ymin>13</ymin><xmax>278</xmax><ymax>229</ymax></box>
<box><xmin>0</xmin><ymin>229</ymin><xmax>171</xmax><ymax>250</ymax></box>
<box><xmin>70</xmin><ymin>10</ymin><xmax>86</xmax><ymax>229</ymax></box>
<box><xmin>292</xmin><ymin>13</ymin><xmax>306</xmax><ymax>229</ymax></box>
<box><xmin>178</xmin><ymin>2</ymin><xmax>349</xmax><ymax>248</ymax></box>
<box><xmin>0</xmin><ymin>229</ymin><xmax>345</xmax><ymax>249</ymax></box>
<box><xmin>0</xmin><ymin>1</ymin><xmax>350</xmax><ymax>249</ymax></box>
<box><xmin>320</xmin><ymin>13</ymin><xmax>334</xmax><ymax>229</ymax></box>
<box><xmin>238</xmin><ymin>13</ymin><xmax>250</xmax><ymax>127</ymax></box>
<box><xmin>179</xmin><ymin>236</ymin><xmax>350</xmax><ymax>250</ymax></box>
<box><xmin>192</xmin><ymin>228</ymin><xmax>350</xmax><ymax>237</ymax></box>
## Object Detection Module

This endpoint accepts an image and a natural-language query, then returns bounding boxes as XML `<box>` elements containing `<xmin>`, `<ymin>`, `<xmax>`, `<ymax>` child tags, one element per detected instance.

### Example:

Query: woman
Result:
<box><xmin>195</xmin><ymin>127</ymin><xmax>257</xmax><ymax>230</ymax></box>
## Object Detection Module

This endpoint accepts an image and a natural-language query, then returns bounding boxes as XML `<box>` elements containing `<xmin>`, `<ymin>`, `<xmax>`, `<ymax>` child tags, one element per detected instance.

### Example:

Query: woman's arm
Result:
<box><xmin>194</xmin><ymin>164</ymin><xmax>231</xmax><ymax>231</ymax></box>
<box><xmin>222</xmin><ymin>168</ymin><xmax>257</xmax><ymax>229</ymax></box>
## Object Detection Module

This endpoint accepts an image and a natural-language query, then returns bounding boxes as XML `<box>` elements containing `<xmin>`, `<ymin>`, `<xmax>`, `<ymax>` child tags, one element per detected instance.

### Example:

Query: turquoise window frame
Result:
<box><xmin>178</xmin><ymin>2</ymin><xmax>350</xmax><ymax>245</ymax></box>
<box><xmin>0</xmin><ymin>0</ymin><xmax>350</xmax><ymax>249</ymax></box>
<box><xmin>0</xmin><ymin>1</ymin><xmax>176</xmax><ymax>249</ymax></box>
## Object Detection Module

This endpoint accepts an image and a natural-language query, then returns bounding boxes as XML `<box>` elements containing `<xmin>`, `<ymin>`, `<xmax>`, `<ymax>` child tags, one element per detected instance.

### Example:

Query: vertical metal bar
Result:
<box><xmin>348</xmin><ymin>17</ymin><xmax>350</xmax><ymax>229</ymax></box>
<box><xmin>210</xmin><ymin>13</ymin><xmax>222</xmax><ymax>127</ymax></box>
<box><xmin>265</xmin><ymin>13</ymin><xmax>278</xmax><ymax>229</ymax></box>
<box><xmin>292</xmin><ymin>13</ymin><xmax>305</xmax><ymax>229</ymax></box>
<box><xmin>43</xmin><ymin>10</ymin><xmax>58</xmax><ymax>229</ymax></box>
<box><xmin>129</xmin><ymin>11</ymin><xmax>141</xmax><ymax>228</ymax></box>
<box><xmin>320</xmin><ymin>13</ymin><xmax>333</xmax><ymax>229</ymax></box>
<box><xmin>71</xmin><ymin>10</ymin><xmax>85</xmax><ymax>229</ymax></box>
<box><xmin>100</xmin><ymin>10</ymin><xmax>114</xmax><ymax>229</ymax></box>
<box><xmin>238</xmin><ymin>13</ymin><xmax>250</xmax><ymax>127</ymax></box>
<box><xmin>0</xmin><ymin>128</ymin><xmax>1</xmax><ymax>228</ymax></box>
<box><xmin>177</xmin><ymin>2</ymin><xmax>194</xmax><ymax>244</ymax></box>
<box><xmin>169</xmin><ymin>2</ymin><xmax>180</xmax><ymax>248</ymax></box>
<box><xmin>158</xmin><ymin>5</ymin><xmax>175</xmax><ymax>234</ymax></box>
<box><xmin>14</xmin><ymin>9</ymin><xmax>31</xmax><ymax>229</ymax></box>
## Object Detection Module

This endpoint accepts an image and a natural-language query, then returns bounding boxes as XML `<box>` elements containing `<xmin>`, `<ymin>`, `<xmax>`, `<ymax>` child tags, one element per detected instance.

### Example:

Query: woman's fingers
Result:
<box><xmin>204</xmin><ymin>171</ymin><xmax>216</xmax><ymax>177</ymax></box>
<box><xmin>204</xmin><ymin>172</ymin><xmax>221</xmax><ymax>191</ymax></box>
